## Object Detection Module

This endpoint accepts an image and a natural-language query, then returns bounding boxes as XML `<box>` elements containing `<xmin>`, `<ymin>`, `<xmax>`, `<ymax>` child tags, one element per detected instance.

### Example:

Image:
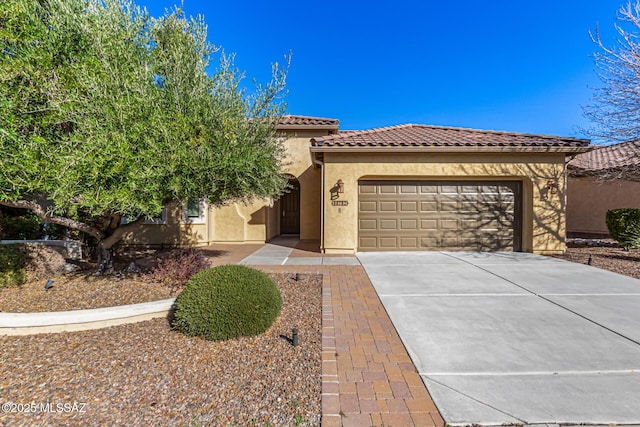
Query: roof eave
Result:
<box><xmin>277</xmin><ymin>124</ymin><xmax>340</xmax><ymax>132</ymax></box>
<box><xmin>309</xmin><ymin>146</ymin><xmax>591</xmax><ymax>154</ymax></box>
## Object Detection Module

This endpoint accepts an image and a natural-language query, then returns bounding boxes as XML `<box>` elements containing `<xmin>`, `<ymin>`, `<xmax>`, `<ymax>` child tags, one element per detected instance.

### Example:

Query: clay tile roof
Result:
<box><xmin>278</xmin><ymin>115</ymin><xmax>339</xmax><ymax>127</ymax></box>
<box><xmin>568</xmin><ymin>140</ymin><xmax>640</xmax><ymax>172</ymax></box>
<box><xmin>311</xmin><ymin>124</ymin><xmax>590</xmax><ymax>151</ymax></box>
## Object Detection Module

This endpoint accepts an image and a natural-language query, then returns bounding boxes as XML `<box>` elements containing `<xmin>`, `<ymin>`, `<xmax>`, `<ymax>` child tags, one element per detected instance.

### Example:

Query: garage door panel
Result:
<box><xmin>380</xmin><ymin>201</ymin><xmax>397</xmax><ymax>212</ymax></box>
<box><xmin>359</xmin><ymin>180</ymin><xmax>521</xmax><ymax>251</ymax></box>
<box><xmin>440</xmin><ymin>219</ymin><xmax>459</xmax><ymax>229</ymax></box>
<box><xmin>359</xmin><ymin>219</ymin><xmax>377</xmax><ymax>230</ymax></box>
<box><xmin>379</xmin><ymin>237</ymin><xmax>398</xmax><ymax>248</ymax></box>
<box><xmin>420</xmin><ymin>237</ymin><xmax>439</xmax><ymax>247</ymax></box>
<box><xmin>420</xmin><ymin>219</ymin><xmax>438</xmax><ymax>230</ymax></box>
<box><xmin>399</xmin><ymin>237</ymin><xmax>419</xmax><ymax>248</ymax></box>
<box><xmin>441</xmin><ymin>185</ymin><xmax>459</xmax><ymax>194</ymax></box>
<box><xmin>400</xmin><ymin>219</ymin><xmax>418</xmax><ymax>230</ymax></box>
<box><xmin>400</xmin><ymin>185</ymin><xmax>418</xmax><ymax>194</ymax></box>
<box><xmin>359</xmin><ymin>184</ymin><xmax>377</xmax><ymax>194</ymax></box>
<box><xmin>461</xmin><ymin>185</ymin><xmax>481</xmax><ymax>194</ymax></box>
<box><xmin>380</xmin><ymin>186</ymin><xmax>398</xmax><ymax>194</ymax></box>
<box><xmin>359</xmin><ymin>236</ymin><xmax>377</xmax><ymax>249</ymax></box>
<box><xmin>400</xmin><ymin>201</ymin><xmax>418</xmax><ymax>212</ymax></box>
<box><xmin>440</xmin><ymin>201</ymin><xmax>459</xmax><ymax>212</ymax></box>
<box><xmin>359</xmin><ymin>201</ymin><xmax>377</xmax><ymax>212</ymax></box>
<box><xmin>420</xmin><ymin>201</ymin><xmax>438</xmax><ymax>212</ymax></box>
<box><xmin>380</xmin><ymin>219</ymin><xmax>397</xmax><ymax>230</ymax></box>
<box><xmin>420</xmin><ymin>185</ymin><xmax>439</xmax><ymax>194</ymax></box>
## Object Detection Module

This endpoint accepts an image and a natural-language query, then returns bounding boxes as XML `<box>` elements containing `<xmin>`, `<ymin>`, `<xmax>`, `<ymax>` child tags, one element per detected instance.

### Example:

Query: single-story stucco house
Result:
<box><xmin>567</xmin><ymin>139</ymin><xmax>640</xmax><ymax>236</ymax></box>
<box><xmin>124</xmin><ymin>115</ymin><xmax>590</xmax><ymax>254</ymax></box>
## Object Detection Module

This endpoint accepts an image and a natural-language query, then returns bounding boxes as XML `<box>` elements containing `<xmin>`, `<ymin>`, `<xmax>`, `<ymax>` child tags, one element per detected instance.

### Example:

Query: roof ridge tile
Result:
<box><xmin>311</xmin><ymin>123</ymin><xmax>590</xmax><ymax>149</ymax></box>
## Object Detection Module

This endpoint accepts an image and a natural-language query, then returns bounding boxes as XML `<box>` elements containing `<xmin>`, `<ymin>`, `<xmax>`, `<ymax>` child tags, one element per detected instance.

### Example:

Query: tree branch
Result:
<box><xmin>0</xmin><ymin>200</ymin><xmax>104</xmax><ymax>240</ymax></box>
<box><xmin>97</xmin><ymin>216</ymin><xmax>146</xmax><ymax>249</ymax></box>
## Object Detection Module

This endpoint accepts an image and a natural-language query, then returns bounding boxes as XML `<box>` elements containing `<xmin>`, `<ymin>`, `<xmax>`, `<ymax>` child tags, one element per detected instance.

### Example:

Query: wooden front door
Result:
<box><xmin>280</xmin><ymin>179</ymin><xmax>300</xmax><ymax>234</ymax></box>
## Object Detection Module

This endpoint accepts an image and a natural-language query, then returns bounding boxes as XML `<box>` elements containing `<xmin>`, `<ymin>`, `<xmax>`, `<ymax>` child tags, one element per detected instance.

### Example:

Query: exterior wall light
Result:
<box><xmin>546</xmin><ymin>180</ymin><xmax>558</xmax><ymax>195</ymax></box>
<box><xmin>337</xmin><ymin>179</ymin><xmax>345</xmax><ymax>193</ymax></box>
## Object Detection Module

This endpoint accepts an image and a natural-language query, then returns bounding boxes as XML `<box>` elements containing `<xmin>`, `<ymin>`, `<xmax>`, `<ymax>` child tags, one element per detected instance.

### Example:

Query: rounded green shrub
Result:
<box><xmin>172</xmin><ymin>265</ymin><xmax>282</xmax><ymax>340</ymax></box>
<box><xmin>606</xmin><ymin>208</ymin><xmax>640</xmax><ymax>248</ymax></box>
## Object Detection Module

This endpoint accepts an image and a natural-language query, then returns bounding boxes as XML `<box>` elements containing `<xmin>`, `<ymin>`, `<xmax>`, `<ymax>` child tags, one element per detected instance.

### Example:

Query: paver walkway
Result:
<box><xmin>256</xmin><ymin>265</ymin><xmax>444</xmax><ymax>427</ymax></box>
<box><xmin>203</xmin><ymin>240</ymin><xmax>444</xmax><ymax>425</ymax></box>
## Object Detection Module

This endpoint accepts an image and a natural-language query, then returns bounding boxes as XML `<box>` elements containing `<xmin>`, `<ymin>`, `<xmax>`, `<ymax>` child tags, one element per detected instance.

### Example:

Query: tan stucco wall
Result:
<box><xmin>321</xmin><ymin>152</ymin><xmax>567</xmax><ymax>254</ymax></box>
<box><xmin>567</xmin><ymin>177</ymin><xmax>640</xmax><ymax>235</ymax></box>
<box><xmin>122</xmin><ymin>202</ymin><xmax>182</xmax><ymax>247</ymax></box>
<box><xmin>207</xmin><ymin>199</ymin><xmax>273</xmax><ymax>244</ymax></box>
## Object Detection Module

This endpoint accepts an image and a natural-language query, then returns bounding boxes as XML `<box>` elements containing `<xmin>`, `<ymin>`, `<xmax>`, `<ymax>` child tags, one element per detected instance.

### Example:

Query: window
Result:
<box><xmin>186</xmin><ymin>199</ymin><xmax>200</xmax><ymax>218</ymax></box>
<box><xmin>182</xmin><ymin>198</ymin><xmax>206</xmax><ymax>224</ymax></box>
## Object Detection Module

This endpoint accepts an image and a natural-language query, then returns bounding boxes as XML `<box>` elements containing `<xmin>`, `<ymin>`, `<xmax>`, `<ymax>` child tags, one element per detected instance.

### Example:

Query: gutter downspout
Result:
<box><xmin>312</xmin><ymin>155</ymin><xmax>324</xmax><ymax>253</ymax></box>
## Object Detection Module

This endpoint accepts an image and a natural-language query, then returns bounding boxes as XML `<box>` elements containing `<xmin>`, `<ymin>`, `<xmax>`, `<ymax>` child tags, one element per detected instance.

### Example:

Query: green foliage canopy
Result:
<box><xmin>0</xmin><ymin>0</ymin><xmax>289</xmax><ymax>240</ymax></box>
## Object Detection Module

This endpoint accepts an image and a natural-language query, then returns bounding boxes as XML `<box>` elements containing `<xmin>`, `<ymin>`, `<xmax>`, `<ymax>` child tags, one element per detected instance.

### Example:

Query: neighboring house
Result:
<box><xmin>567</xmin><ymin>140</ymin><xmax>640</xmax><ymax>236</ymax></box>
<box><xmin>125</xmin><ymin>115</ymin><xmax>589</xmax><ymax>254</ymax></box>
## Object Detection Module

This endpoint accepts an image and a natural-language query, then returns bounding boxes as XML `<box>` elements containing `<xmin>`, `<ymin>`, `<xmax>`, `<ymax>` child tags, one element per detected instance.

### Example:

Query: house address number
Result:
<box><xmin>331</xmin><ymin>201</ymin><xmax>349</xmax><ymax>206</ymax></box>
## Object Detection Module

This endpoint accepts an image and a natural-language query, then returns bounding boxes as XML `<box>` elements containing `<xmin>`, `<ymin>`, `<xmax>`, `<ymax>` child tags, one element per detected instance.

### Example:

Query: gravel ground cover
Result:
<box><xmin>551</xmin><ymin>240</ymin><xmax>640</xmax><ymax>280</ymax></box>
<box><xmin>0</xmin><ymin>273</ymin><xmax>322</xmax><ymax>427</ymax></box>
<box><xmin>0</xmin><ymin>272</ymin><xmax>175</xmax><ymax>313</ymax></box>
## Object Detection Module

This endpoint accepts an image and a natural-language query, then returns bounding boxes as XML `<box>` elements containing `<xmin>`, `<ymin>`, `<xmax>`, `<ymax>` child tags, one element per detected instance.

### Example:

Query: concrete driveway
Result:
<box><xmin>357</xmin><ymin>251</ymin><xmax>640</xmax><ymax>425</ymax></box>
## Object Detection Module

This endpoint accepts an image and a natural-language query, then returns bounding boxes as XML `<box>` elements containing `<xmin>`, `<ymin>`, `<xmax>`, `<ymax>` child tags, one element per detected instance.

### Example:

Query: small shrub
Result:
<box><xmin>0</xmin><ymin>245</ymin><xmax>26</xmax><ymax>288</ymax></box>
<box><xmin>146</xmin><ymin>248</ymin><xmax>210</xmax><ymax>291</ymax></box>
<box><xmin>605</xmin><ymin>208</ymin><xmax>640</xmax><ymax>249</ymax></box>
<box><xmin>172</xmin><ymin>265</ymin><xmax>282</xmax><ymax>341</ymax></box>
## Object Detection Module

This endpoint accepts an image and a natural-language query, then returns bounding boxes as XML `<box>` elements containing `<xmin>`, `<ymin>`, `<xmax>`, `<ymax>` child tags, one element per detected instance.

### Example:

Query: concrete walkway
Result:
<box><xmin>239</xmin><ymin>238</ymin><xmax>361</xmax><ymax>266</ymax></box>
<box><xmin>358</xmin><ymin>251</ymin><xmax>640</xmax><ymax>425</ymax></box>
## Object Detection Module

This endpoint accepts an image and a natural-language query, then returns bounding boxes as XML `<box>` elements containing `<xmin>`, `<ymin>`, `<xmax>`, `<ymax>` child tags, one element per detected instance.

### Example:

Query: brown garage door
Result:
<box><xmin>358</xmin><ymin>180</ymin><xmax>522</xmax><ymax>251</ymax></box>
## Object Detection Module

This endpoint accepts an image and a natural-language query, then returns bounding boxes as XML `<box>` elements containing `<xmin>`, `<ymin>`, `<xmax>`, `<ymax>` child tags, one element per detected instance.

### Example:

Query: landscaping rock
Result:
<box><xmin>0</xmin><ymin>273</ymin><xmax>322</xmax><ymax>426</ymax></box>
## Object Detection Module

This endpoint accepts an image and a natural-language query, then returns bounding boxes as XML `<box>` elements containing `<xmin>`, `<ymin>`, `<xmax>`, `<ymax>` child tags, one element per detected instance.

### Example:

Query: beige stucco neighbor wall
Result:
<box><xmin>321</xmin><ymin>152</ymin><xmax>567</xmax><ymax>255</ymax></box>
<box><xmin>567</xmin><ymin>177</ymin><xmax>640</xmax><ymax>235</ymax></box>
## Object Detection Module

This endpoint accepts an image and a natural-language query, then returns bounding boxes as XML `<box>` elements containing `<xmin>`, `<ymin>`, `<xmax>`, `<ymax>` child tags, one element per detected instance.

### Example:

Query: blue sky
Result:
<box><xmin>136</xmin><ymin>1</ymin><xmax>623</xmax><ymax>139</ymax></box>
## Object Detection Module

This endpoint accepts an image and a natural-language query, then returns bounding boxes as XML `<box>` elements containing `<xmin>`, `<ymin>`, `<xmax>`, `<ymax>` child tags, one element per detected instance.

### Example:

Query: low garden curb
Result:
<box><xmin>0</xmin><ymin>298</ymin><xmax>176</xmax><ymax>336</ymax></box>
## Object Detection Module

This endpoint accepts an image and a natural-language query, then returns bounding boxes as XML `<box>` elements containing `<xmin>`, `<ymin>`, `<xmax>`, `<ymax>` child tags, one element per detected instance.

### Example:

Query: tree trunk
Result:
<box><xmin>93</xmin><ymin>217</ymin><xmax>146</xmax><ymax>275</ymax></box>
<box><xmin>96</xmin><ymin>244</ymin><xmax>114</xmax><ymax>275</ymax></box>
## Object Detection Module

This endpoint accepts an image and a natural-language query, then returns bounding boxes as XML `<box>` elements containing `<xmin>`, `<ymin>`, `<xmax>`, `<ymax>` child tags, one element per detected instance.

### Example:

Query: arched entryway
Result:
<box><xmin>280</xmin><ymin>177</ymin><xmax>300</xmax><ymax>234</ymax></box>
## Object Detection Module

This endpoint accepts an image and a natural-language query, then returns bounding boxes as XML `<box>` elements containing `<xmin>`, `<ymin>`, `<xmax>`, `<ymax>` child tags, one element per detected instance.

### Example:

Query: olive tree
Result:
<box><xmin>0</xmin><ymin>0</ymin><xmax>289</xmax><ymax>273</ymax></box>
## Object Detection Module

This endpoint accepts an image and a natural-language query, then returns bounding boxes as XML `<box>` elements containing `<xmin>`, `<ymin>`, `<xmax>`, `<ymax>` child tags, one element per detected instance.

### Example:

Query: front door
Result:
<box><xmin>280</xmin><ymin>179</ymin><xmax>300</xmax><ymax>234</ymax></box>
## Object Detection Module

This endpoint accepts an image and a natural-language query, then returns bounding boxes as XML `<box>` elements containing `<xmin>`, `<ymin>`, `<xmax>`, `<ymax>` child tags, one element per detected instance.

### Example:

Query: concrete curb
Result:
<box><xmin>0</xmin><ymin>298</ymin><xmax>176</xmax><ymax>336</ymax></box>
